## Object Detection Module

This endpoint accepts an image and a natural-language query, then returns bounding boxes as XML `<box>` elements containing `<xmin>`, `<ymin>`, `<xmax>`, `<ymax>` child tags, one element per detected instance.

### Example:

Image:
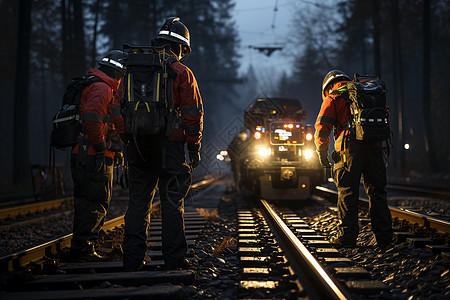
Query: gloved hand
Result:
<box><xmin>187</xmin><ymin>143</ymin><xmax>201</xmax><ymax>171</ymax></box>
<box><xmin>188</xmin><ymin>151</ymin><xmax>201</xmax><ymax>171</ymax></box>
<box><xmin>119</xmin><ymin>133</ymin><xmax>130</xmax><ymax>147</ymax></box>
<box><xmin>114</xmin><ymin>152</ymin><xmax>123</xmax><ymax>167</ymax></box>
<box><xmin>95</xmin><ymin>151</ymin><xmax>105</xmax><ymax>172</ymax></box>
<box><xmin>107</xmin><ymin>139</ymin><xmax>124</xmax><ymax>152</ymax></box>
<box><xmin>93</xmin><ymin>142</ymin><xmax>106</xmax><ymax>172</ymax></box>
<box><xmin>317</xmin><ymin>150</ymin><xmax>331</xmax><ymax>168</ymax></box>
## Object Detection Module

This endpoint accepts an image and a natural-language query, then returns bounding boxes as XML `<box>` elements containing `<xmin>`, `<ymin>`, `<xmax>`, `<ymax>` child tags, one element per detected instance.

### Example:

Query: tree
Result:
<box><xmin>421</xmin><ymin>0</ymin><xmax>438</xmax><ymax>171</ymax></box>
<box><xmin>390</xmin><ymin>0</ymin><xmax>405</xmax><ymax>171</ymax></box>
<box><xmin>90</xmin><ymin>0</ymin><xmax>101</xmax><ymax>67</ymax></box>
<box><xmin>373</xmin><ymin>0</ymin><xmax>382</xmax><ymax>76</ymax></box>
<box><xmin>13</xmin><ymin>0</ymin><xmax>32</xmax><ymax>185</ymax></box>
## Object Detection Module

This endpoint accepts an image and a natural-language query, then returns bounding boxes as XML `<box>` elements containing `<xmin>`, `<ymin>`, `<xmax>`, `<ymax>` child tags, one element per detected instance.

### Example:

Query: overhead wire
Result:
<box><xmin>271</xmin><ymin>0</ymin><xmax>279</xmax><ymax>30</ymax></box>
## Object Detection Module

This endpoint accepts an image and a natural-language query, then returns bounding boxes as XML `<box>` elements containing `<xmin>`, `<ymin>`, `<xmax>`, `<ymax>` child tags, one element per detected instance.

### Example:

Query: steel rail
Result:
<box><xmin>0</xmin><ymin>210</ymin><xmax>73</xmax><ymax>231</ymax></box>
<box><xmin>0</xmin><ymin>197</ymin><xmax>73</xmax><ymax>220</ymax></box>
<box><xmin>315</xmin><ymin>186</ymin><xmax>450</xmax><ymax>234</ymax></box>
<box><xmin>0</xmin><ymin>175</ymin><xmax>218</xmax><ymax>222</ymax></box>
<box><xmin>0</xmin><ymin>213</ymin><xmax>127</xmax><ymax>272</ymax></box>
<box><xmin>260</xmin><ymin>199</ymin><xmax>349</xmax><ymax>300</ymax></box>
<box><xmin>0</xmin><ymin>175</ymin><xmax>220</xmax><ymax>272</ymax></box>
<box><xmin>386</xmin><ymin>183</ymin><xmax>450</xmax><ymax>199</ymax></box>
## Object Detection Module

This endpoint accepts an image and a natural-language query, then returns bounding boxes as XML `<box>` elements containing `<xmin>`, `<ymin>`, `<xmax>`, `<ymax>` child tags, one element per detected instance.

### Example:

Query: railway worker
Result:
<box><xmin>228</xmin><ymin>129</ymin><xmax>250</xmax><ymax>192</ymax></box>
<box><xmin>114</xmin><ymin>17</ymin><xmax>204</xmax><ymax>271</ymax></box>
<box><xmin>70</xmin><ymin>50</ymin><xmax>127</xmax><ymax>261</ymax></box>
<box><xmin>314</xmin><ymin>70</ymin><xmax>393</xmax><ymax>250</ymax></box>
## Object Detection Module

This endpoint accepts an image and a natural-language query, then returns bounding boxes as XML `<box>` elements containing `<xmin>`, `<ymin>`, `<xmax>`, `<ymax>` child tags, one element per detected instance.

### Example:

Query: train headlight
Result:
<box><xmin>304</xmin><ymin>150</ymin><xmax>313</xmax><ymax>160</ymax></box>
<box><xmin>216</xmin><ymin>154</ymin><xmax>224</xmax><ymax>161</ymax></box>
<box><xmin>254</xmin><ymin>132</ymin><xmax>262</xmax><ymax>140</ymax></box>
<box><xmin>257</xmin><ymin>147</ymin><xmax>271</xmax><ymax>157</ymax></box>
<box><xmin>305</xmin><ymin>133</ymin><xmax>313</xmax><ymax>141</ymax></box>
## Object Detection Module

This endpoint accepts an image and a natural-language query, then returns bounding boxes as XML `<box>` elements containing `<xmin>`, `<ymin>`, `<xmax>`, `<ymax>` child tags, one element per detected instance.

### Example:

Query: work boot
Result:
<box><xmin>123</xmin><ymin>260</ymin><xmax>147</xmax><ymax>272</ymax></box>
<box><xmin>76</xmin><ymin>251</ymin><xmax>107</xmax><ymax>262</ymax></box>
<box><xmin>164</xmin><ymin>258</ymin><xmax>192</xmax><ymax>270</ymax></box>
<box><xmin>330</xmin><ymin>236</ymin><xmax>357</xmax><ymax>248</ymax></box>
<box><xmin>375</xmin><ymin>242</ymin><xmax>395</xmax><ymax>253</ymax></box>
<box><xmin>70</xmin><ymin>242</ymin><xmax>107</xmax><ymax>262</ymax></box>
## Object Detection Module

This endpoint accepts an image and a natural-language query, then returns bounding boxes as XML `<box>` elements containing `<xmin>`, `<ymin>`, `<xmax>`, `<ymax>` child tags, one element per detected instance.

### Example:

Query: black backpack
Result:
<box><xmin>344</xmin><ymin>74</ymin><xmax>391</xmax><ymax>141</ymax></box>
<box><xmin>121</xmin><ymin>44</ymin><xmax>177</xmax><ymax>136</ymax></box>
<box><xmin>51</xmin><ymin>75</ymin><xmax>105</xmax><ymax>149</ymax></box>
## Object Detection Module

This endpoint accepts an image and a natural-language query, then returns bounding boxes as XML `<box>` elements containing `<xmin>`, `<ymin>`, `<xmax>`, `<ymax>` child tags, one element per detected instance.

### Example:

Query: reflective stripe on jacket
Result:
<box><xmin>72</xmin><ymin>68</ymin><xmax>119</xmax><ymax>158</ymax></box>
<box><xmin>315</xmin><ymin>81</ymin><xmax>350</xmax><ymax>152</ymax></box>
<box><xmin>170</xmin><ymin>61</ymin><xmax>203</xmax><ymax>147</ymax></box>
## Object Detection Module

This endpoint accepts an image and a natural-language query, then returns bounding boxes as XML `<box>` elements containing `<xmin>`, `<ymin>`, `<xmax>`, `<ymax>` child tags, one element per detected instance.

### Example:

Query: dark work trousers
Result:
<box><xmin>123</xmin><ymin>138</ymin><xmax>191</xmax><ymax>270</ymax></box>
<box><xmin>332</xmin><ymin>141</ymin><xmax>393</xmax><ymax>246</ymax></box>
<box><xmin>70</xmin><ymin>155</ymin><xmax>114</xmax><ymax>254</ymax></box>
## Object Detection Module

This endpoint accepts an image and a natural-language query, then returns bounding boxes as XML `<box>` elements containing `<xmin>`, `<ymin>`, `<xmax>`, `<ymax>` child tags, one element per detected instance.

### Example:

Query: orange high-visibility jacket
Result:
<box><xmin>72</xmin><ymin>68</ymin><xmax>119</xmax><ymax>158</ymax></box>
<box><xmin>314</xmin><ymin>81</ymin><xmax>350</xmax><ymax>152</ymax></box>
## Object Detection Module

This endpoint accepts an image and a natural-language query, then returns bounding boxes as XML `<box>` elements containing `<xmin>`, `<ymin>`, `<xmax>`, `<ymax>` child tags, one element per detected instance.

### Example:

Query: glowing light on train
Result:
<box><xmin>303</xmin><ymin>150</ymin><xmax>313</xmax><ymax>160</ymax></box>
<box><xmin>283</xmin><ymin>123</ymin><xmax>294</xmax><ymax>129</ymax></box>
<box><xmin>257</xmin><ymin>147</ymin><xmax>271</xmax><ymax>157</ymax></box>
<box><xmin>305</xmin><ymin>133</ymin><xmax>313</xmax><ymax>141</ymax></box>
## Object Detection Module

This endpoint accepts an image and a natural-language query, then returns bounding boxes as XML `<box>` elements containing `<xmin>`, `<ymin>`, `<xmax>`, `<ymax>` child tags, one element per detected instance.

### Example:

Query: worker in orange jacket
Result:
<box><xmin>112</xmin><ymin>18</ymin><xmax>204</xmax><ymax>271</ymax></box>
<box><xmin>314</xmin><ymin>70</ymin><xmax>392</xmax><ymax>250</ymax></box>
<box><xmin>70</xmin><ymin>50</ymin><xmax>126</xmax><ymax>261</ymax></box>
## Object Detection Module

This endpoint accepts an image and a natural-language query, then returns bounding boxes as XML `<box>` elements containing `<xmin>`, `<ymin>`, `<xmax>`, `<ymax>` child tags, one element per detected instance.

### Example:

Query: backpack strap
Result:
<box><xmin>164</xmin><ymin>58</ymin><xmax>178</xmax><ymax>138</ymax></box>
<box><xmin>330</xmin><ymin>86</ymin><xmax>353</xmax><ymax>151</ymax></box>
<box><xmin>162</xmin><ymin>57</ymin><xmax>178</xmax><ymax>170</ymax></box>
<box><xmin>330</xmin><ymin>87</ymin><xmax>350</xmax><ymax>132</ymax></box>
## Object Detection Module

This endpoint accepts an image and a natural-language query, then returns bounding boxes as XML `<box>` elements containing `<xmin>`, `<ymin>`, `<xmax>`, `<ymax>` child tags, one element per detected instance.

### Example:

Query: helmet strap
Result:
<box><xmin>180</xmin><ymin>53</ymin><xmax>189</xmax><ymax>63</ymax></box>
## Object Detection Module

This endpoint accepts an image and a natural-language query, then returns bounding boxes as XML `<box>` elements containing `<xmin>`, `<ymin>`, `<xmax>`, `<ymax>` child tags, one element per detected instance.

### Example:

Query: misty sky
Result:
<box><xmin>233</xmin><ymin>0</ymin><xmax>295</xmax><ymax>77</ymax></box>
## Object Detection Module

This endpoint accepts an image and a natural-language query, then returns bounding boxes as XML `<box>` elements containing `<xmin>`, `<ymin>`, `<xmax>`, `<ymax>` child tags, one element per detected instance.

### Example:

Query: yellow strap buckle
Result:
<box><xmin>134</xmin><ymin>101</ymin><xmax>150</xmax><ymax>113</ymax></box>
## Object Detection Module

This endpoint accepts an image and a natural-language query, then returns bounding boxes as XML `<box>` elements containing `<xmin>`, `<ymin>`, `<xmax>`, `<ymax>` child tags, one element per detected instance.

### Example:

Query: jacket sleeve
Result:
<box><xmin>81</xmin><ymin>83</ymin><xmax>112</xmax><ymax>150</ymax></box>
<box><xmin>314</xmin><ymin>97</ymin><xmax>337</xmax><ymax>153</ymax></box>
<box><xmin>111</xmin><ymin>80</ymin><xmax>125</xmax><ymax>134</ymax></box>
<box><xmin>176</xmin><ymin>67</ymin><xmax>203</xmax><ymax>149</ymax></box>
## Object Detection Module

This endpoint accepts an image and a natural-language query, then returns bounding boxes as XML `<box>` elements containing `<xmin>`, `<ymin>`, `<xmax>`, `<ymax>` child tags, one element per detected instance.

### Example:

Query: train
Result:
<box><xmin>233</xmin><ymin>97</ymin><xmax>326</xmax><ymax>200</ymax></box>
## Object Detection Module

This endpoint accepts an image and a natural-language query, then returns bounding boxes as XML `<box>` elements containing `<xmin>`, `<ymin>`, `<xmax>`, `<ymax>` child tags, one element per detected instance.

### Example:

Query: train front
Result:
<box><xmin>241</xmin><ymin>98</ymin><xmax>326</xmax><ymax>200</ymax></box>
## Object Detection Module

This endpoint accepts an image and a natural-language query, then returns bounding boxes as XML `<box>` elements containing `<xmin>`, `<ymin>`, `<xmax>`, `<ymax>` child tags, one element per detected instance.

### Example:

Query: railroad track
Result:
<box><xmin>0</xmin><ymin>197</ymin><xmax>73</xmax><ymax>231</ymax></box>
<box><xmin>2</xmin><ymin>177</ymin><xmax>449</xmax><ymax>299</ymax></box>
<box><xmin>303</xmin><ymin>185</ymin><xmax>450</xmax><ymax>298</ymax></box>
<box><xmin>0</xmin><ymin>175</ymin><xmax>218</xmax><ymax>230</ymax></box>
<box><xmin>0</xmin><ymin>175</ymin><xmax>219</xmax><ymax>272</ymax></box>
<box><xmin>0</xmin><ymin>176</ymin><xmax>224</xmax><ymax>299</ymax></box>
<box><xmin>234</xmin><ymin>197</ymin><xmax>396</xmax><ymax>299</ymax></box>
<box><xmin>1</xmin><ymin>177</ymin><xmax>363</xmax><ymax>299</ymax></box>
<box><xmin>386</xmin><ymin>183</ymin><xmax>450</xmax><ymax>200</ymax></box>
<box><xmin>257</xmin><ymin>199</ymin><xmax>350</xmax><ymax>299</ymax></box>
<box><xmin>314</xmin><ymin>186</ymin><xmax>450</xmax><ymax>235</ymax></box>
<box><xmin>255</xmin><ymin>189</ymin><xmax>450</xmax><ymax>299</ymax></box>
<box><xmin>0</xmin><ymin>209</ymin><xmax>206</xmax><ymax>299</ymax></box>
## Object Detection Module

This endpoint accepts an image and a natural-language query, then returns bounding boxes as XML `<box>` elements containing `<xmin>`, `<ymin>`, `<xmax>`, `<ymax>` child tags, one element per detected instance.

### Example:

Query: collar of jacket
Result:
<box><xmin>87</xmin><ymin>68</ymin><xmax>118</xmax><ymax>92</ymax></box>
